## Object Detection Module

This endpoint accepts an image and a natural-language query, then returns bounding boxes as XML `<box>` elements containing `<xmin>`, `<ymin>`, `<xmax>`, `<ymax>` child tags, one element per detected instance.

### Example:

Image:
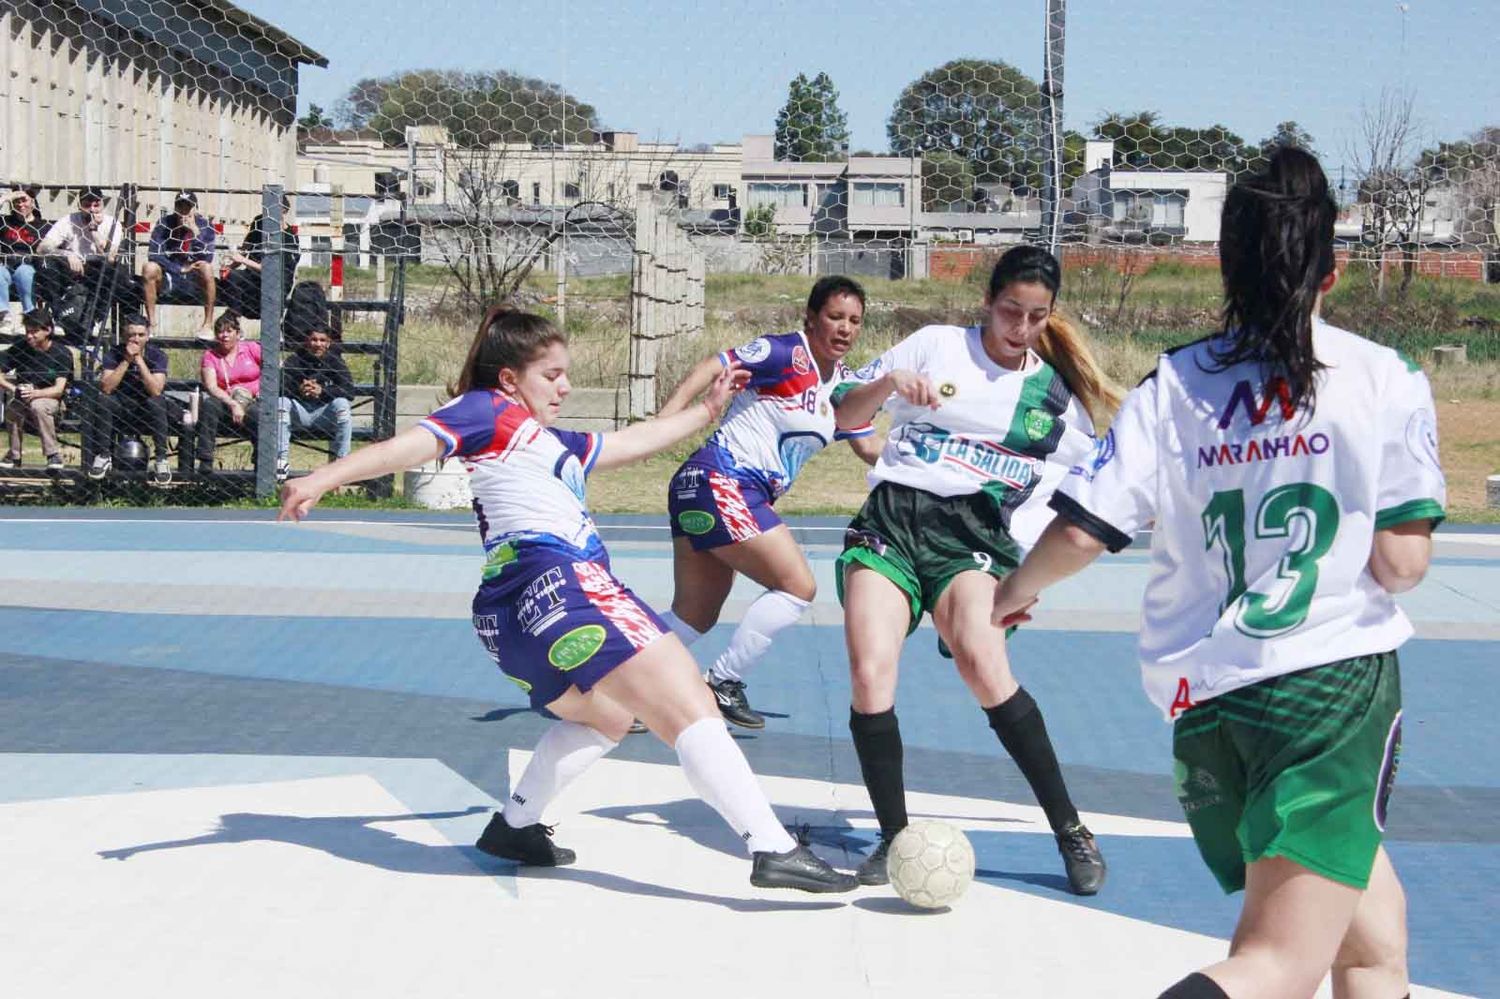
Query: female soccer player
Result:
<box><xmin>992</xmin><ymin>148</ymin><xmax>1443</xmax><ymax>998</ymax></box>
<box><xmin>279</xmin><ymin>305</ymin><xmax>857</xmax><ymax>894</ymax></box>
<box><xmin>829</xmin><ymin>245</ymin><xmax>1121</xmax><ymax>894</ymax></box>
<box><xmin>656</xmin><ymin>276</ymin><xmax>881</xmax><ymax>728</ymax></box>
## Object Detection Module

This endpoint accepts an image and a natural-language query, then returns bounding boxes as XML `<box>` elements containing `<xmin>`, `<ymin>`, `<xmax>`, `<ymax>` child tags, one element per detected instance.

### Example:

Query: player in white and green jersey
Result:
<box><xmin>992</xmin><ymin>148</ymin><xmax>1443</xmax><ymax>999</ymax></box>
<box><xmin>831</xmin><ymin>245</ymin><xmax>1123</xmax><ymax>896</ymax></box>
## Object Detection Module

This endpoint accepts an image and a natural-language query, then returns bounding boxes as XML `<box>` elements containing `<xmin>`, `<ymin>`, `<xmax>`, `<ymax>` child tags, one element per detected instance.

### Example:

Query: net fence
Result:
<box><xmin>2</xmin><ymin>0</ymin><xmax>1495</xmax><ymax>506</ymax></box>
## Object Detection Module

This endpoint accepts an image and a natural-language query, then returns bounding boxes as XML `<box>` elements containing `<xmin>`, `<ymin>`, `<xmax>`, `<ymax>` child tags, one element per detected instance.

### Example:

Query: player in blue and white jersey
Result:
<box><xmin>655</xmin><ymin>276</ymin><xmax>882</xmax><ymax>728</ymax></box>
<box><xmin>280</xmin><ymin>305</ymin><xmax>856</xmax><ymax>893</ymax></box>
<box><xmin>993</xmin><ymin>149</ymin><xmax>1445</xmax><ymax>998</ymax></box>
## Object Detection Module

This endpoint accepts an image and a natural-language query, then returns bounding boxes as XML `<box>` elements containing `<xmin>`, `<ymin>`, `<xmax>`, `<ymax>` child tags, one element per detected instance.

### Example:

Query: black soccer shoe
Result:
<box><xmin>475</xmin><ymin>812</ymin><xmax>576</xmax><ymax>867</ymax></box>
<box><xmin>706</xmin><ymin>675</ymin><xmax>765</xmax><ymax>729</ymax></box>
<box><xmin>750</xmin><ymin>843</ymin><xmax>857</xmax><ymax>893</ymax></box>
<box><xmin>1055</xmin><ymin>821</ymin><xmax>1106</xmax><ymax>895</ymax></box>
<box><xmin>855</xmin><ymin>836</ymin><xmax>893</xmax><ymax>886</ymax></box>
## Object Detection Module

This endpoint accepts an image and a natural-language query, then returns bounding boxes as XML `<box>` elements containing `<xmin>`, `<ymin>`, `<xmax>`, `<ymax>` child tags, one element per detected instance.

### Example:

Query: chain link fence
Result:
<box><xmin>3</xmin><ymin>0</ymin><xmax>1495</xmax><ymax>506</ymax></box>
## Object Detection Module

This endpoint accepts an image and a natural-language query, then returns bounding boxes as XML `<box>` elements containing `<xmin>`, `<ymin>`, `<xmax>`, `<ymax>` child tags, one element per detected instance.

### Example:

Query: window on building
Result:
<box><xmin>500</xmin><ymin>180</ymin><xmax>520</xmax><ymax>204</ymax></box>
<box><xmin>814</xmin><ymin>183</ymin><xmax>839</xmax><ymax>208</ymax></box>
<box><xmin>747</xmin><ymin>182</ymin><xmax>807</xmax><ymax>209</ymax></box>
<box><xmin>712</xmin><ymin>183</ymin><xmax>733</xmax><ymax>200</ymax></box>
<box><xmin>563</xmin><ymin>182</ymin><xmax>581</xmax><ymax>200</ymax></box>
<box><xmin>531</xmin><ymin>182</ymin><xmax>541</xmax><ymax>206</ymax></box>
<box><xmin>851</xmin><ymin>182</ymin><xmax>905</xmax><ymax>208</ymax></box>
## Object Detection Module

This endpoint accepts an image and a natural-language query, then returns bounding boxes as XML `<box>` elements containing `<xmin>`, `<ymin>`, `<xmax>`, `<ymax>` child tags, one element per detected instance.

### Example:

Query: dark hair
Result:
<box><xmin>987</xmin><ymin>244</ymin><xmax>1063</xmax><ymax>301</ymax></box>
<box><xmin>806</xmin><ymin>275</ymin><xmax>866</xmax><ymax>315</ymax></box>
<box><xmin>452</xmin><ymin>304</ymin><xmax>567</xmax><ymax>395</ymax></box>
<box><xmin>213</xmin><ymin>309</ymin><xmax>242</xmax><ymax>333</ymax></box>
<box><xmin>121</xmin><ymin>313</ymin><xmax>150</xmax><ymax>332</ymax></box>
<box><xmin>21</xmin><ymin>305</ymin><xmax>53</xmax><ymax>331</ymax></box>
<box><xmin>1212</xmin><ymin>146</ymin><xmax>1336</xmax><ymax>413</ymax></box>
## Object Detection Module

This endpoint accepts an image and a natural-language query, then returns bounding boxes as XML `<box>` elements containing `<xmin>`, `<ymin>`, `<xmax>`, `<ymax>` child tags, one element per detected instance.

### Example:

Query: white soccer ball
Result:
<box><xmin>888</xmin><ymin>820</ymin><xmax>976</xmax><ymax>910</ymax></box>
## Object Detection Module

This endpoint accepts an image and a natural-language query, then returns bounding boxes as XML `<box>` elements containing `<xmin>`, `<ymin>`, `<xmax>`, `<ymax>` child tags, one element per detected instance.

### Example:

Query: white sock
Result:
<box><xmin>502</xmin><ymin>720</ymin><xmax>618</xmax><ymax>827</ymax></box>
<box><xmin>674</xmin><ymin>717</ymin><xmax>797</xmax><ymax>855</ymax></box>
<box><xmin>708</xmin><ymin>590</ymin><xmax>810</xmax><ymax>683</ymax></box>
<box><xmin>658</xmin><ymin>608</ymin><xmax>706</xmax><ymax>648</ymax></box>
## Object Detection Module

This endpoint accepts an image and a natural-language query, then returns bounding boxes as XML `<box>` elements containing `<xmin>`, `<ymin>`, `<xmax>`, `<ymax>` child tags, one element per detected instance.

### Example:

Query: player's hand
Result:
<box><xmin>702</xmin><ymin>361</ymin><xmax>750</xmax><ymax>420</ymax></box>
<box><xmin>278</xmin><ymin>477</ymin><xmax>326</xmax><ymax>522</ymax></box>
<box><xmin>991</xmin><ymin>577</ymin><xmax>1038</xmax><ymax>630</ymax></box>
<box><xmin>888</xmin><ymin>370</ymin><xmax>940</xmax><ymax>409</ymax></box>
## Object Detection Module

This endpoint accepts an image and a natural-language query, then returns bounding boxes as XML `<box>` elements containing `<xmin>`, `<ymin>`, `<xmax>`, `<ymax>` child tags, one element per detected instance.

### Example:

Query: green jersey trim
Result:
<box><xmin>1374</xmin><ymin>498</ymin><xmax>1445</xmax><ymax>531</ymax></box>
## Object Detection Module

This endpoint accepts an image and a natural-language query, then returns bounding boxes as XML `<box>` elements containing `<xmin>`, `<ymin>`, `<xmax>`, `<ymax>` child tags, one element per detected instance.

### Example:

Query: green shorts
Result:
<box><xmin>1172</xmin><ymin>651</ymin><xmax>1403</xmax><ymax>893</ymax></box>
<box><xmin>834</xmin><ymin>481</ymin><xmax>1020</xmax><ymax>635</ymax></box>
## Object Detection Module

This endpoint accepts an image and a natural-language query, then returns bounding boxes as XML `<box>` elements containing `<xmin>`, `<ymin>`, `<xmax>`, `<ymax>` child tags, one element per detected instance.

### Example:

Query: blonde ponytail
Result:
<box><xmin>1035</xmin><ymin>311</ymin><xmax>1124</xmax><ymax>427</ymax></box>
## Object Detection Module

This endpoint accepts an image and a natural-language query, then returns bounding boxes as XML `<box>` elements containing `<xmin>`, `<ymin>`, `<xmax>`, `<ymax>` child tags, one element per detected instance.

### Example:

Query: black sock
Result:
<box><xmin>849</xmin><ymin>707</ymin><xmax>908</xmax><ymax>841</ymax></box>
<box><xmin>1157</xmin><ymin>972</ymin><xmax>1230</xmax><ymax>999</ymax></box>
<box><xmin>984</xmin><ymin>687</ymin><xmax>1080</xmax><ymax>833</ymax></box>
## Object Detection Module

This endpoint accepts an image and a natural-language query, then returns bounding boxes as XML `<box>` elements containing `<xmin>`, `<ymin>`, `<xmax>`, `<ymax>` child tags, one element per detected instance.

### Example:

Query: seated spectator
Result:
<box><xmin>195</xmin><ymin>310</ymin><xmax>261</xmax><ymax>473</ymax></box>
<box><xmin>36</xmin><ymin>187</ymin><xmax>131</xmax><ymax>338</ymax></box>
<box><xmin>221</xmin><ymin>196</ymin><xmax>300</xmax><ymax>319</ymax></box>
<box><xmin>1</xmin><ymin>189</ymin><xmax>47</xmax><ymax>334</ymax></box>
<box><xmin>86</xmin><ymin>313</ymin><xmax>171</xmax><ymax>483</ymax></box>
<box><xmin>276</xmin><ymin>325</ymin><xmax>353</xmax><ymax>482</ymax></box>
<box><xmin>0</xmin><ymin>306</ymin><xmax>74</xmax><ymax>472</ymax></box>
<box><xmin>142</xmin><ymin>191</ymin><xmax>218</xmax><ymax>338</ymax></box>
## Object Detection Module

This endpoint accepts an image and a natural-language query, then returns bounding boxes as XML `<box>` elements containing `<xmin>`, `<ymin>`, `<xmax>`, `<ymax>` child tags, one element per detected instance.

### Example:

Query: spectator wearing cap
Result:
<box><xmin>36</xmin><ymin>188</ymin><xmax>130</xmax><ymax>336</ymax></box>
<box><xmin>275</xmin><ymin>324</ymin><xmax>353</xmax><ymax>482</ymax></box>
<box><xmin>142</xmin><ymin>191</ymin><xmax>218</xmax><ymax>338</ymax></box>
<box><xmin>0</xmin><ymin>189</ymin><xmax>48</xmax><ymax>334</ymax></box>
<box><xmin>86</xmin><ymin>313</ymin><xmax>171</xmax><ymax>483</ymax></box>
<box><xmin>222</xmin><ymin>195</ymin><xmax>301</xmax><ymax>319</ymax></box>
<box><xmin>0</xmin><ymin>306</ymin><xmax>74</xmax><ymax>472</ymax></box>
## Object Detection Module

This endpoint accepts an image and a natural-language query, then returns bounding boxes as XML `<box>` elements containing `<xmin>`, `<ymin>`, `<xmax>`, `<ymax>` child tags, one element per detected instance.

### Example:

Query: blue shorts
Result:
<box><xmin>157</xmin><ymin>260</ymin><xmax>206</xmax><ymax>298</ymax></box>
<box><xmin>471</xmin><ymin>547</ymin><xmax>667</xmax><ymax>709</ymax></box>
<box><xmin>667</xmin><ymin>461</ymin><xmax>782</xmax><ymax>551</ymax></box>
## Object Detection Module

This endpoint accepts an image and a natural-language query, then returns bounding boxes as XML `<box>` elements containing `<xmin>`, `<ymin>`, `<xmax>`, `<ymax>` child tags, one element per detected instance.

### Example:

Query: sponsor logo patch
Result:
<box><xmin>938</xmin><ymin>381</ymin><xmax>957</xmax><ymax>399</ymax></box>
<box><xmin>517</xmin><ymin>566</ymin><xmax>569</xmax><ymax>637</ymax></box>
<box><xmin>1072</xmin><ymin>428</ymin><xmax>1115</xmax><ymax>481</ymax></box>
<box><xmin>1406</xmin><ymin>408</ymin><xmax>1440</xmax><ymax>471</ymax></box>
<box><xmin>735</xmin><ymin>337</ymin><xmax>771</xmax><ymax>364</ymax></box>
<box><xmin>548</xmin><ymin>624</ymin><xmax>607</xmax><ymax>671</ymax></box>
<box><xmin>677</xmin><ymin>509</ymin><xmax>716</xmax><ymax>535</ymax></box>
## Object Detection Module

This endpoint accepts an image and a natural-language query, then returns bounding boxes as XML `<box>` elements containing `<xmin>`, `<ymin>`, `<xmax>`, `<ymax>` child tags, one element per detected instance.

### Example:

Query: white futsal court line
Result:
<box><xmin>2</xmin><ymin>754</ymin><xmax>1471</xmax><ymax>999</ymax></box>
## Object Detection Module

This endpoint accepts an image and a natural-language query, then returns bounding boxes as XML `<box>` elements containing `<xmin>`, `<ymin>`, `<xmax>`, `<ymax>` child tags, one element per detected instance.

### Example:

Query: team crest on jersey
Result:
<box><xmin>736</xmin><ymin>337</ymin><xmax>771</xmax><ymax>363</ymax></box>
<box><xmin>791</xmin><ymin>345</ymin><xmax>811</xmax><ymax>375</ymax></box>
<box><xmin>1023</xmin><ymin>408</ymin><xmax>1055</xmax><ymax>442</ymax></box>
<box><xmin>938</xmin><ymin>382</ymin><xmax>957</xmax><ymax>399</ymax></box>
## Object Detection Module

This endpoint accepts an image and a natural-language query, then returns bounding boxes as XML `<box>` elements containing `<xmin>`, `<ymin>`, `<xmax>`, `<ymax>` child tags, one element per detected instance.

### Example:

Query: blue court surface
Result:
<box><xmin>2</xmin><ymin>510</ymin><xmax>1495</xmax><ymax>998</ymax></box>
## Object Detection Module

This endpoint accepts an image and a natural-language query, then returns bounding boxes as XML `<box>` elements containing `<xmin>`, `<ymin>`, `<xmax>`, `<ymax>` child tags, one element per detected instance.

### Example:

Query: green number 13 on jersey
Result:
<box><xmin>1201</xmin><ymin>482</ymin><xmax>1340</xmax><ymax>639</ymax></box>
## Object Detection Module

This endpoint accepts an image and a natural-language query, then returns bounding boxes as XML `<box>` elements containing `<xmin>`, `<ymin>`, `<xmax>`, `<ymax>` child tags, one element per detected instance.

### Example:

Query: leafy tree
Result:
<box><xmin>742</xmin><ymin>204</ymin><xmax>776</xmax><ymax>237</ymax></box>
<box><xmin>1091</xmin><ymin>111</ymin><xmax>1252</xmax><ymax>174</ymax></box>
<box><xmin>888</xmin><ymin>59</ymin><xmax>1046</xmax><ymax>190</ymax></box>
<box><xmin>333</xmin><ymin>70</ymin><xmax>599</xmax><ymax>147</ymax></box>
<box><xmin>297</xmin><ymin>104</ymin><xmax>332</xmax><ymax>129</ymax></box>
<box><xmin>922</xmin><ymin>151</ymin><xmax>976</xmax><ymax>211</ymax></box>
<box><xmin>774</xmin><ymin>72</ymin><xmax>850</xmax><ymax>161</ymax></box>
<box><xmin>1246</xmin><ymin>120</ymin><xmax>1318</xmax><ymax>172</ymax></box>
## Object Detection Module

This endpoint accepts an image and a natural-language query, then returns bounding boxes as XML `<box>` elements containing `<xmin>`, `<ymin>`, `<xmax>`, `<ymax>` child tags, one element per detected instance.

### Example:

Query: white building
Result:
<box><xmin>1069</xmin><ymin>139</ymin><xmax>1228</xmax><ymax>243</ymax></box>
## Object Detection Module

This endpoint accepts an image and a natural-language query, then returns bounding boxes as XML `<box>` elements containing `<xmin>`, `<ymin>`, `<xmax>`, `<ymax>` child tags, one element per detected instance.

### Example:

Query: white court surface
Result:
<box><xmin>3</xmin><ymin>754</ymin><xmax>1471</xmax><ymax>999</ymax></box>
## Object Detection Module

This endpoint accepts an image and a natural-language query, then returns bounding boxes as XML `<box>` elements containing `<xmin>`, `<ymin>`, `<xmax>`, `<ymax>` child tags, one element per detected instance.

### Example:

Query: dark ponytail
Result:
<box><xmin>450</xmin><ymin>303</ymin><xmax>566</xmax><ymax>396</ymax></box>
<box><xmin>1212</xmin><ymin>146</ymin><xmax>1336</xmax><ymax>413</ymax></box>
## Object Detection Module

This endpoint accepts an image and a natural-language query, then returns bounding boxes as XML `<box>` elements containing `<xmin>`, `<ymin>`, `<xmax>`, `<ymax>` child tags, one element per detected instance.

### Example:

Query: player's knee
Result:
<box><xmin>786</xmin><ymin>576</ymin><xmax>816</xmax><ymax>603</ymax></box>
<box><xmin>142</xmin><ymin>262</ymin><xmax>161</xmax><ymax>281</ymax></box>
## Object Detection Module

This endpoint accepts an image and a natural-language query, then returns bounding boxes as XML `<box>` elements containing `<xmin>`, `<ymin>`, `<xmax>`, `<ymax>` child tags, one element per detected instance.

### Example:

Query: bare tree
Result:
<box><xmin>1347</xmin><ymin>89</ymin><xmax>1430</xmax><ymax>300</ymax></box>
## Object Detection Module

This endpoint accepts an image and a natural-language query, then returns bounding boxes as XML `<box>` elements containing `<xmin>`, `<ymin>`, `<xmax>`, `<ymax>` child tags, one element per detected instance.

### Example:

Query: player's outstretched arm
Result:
<box><xmin>657</xmin><ymin>354</ymin><xmax>725</xmax><ymax>418</ymax></box>
<box><xmin>991</xmin><ymin>517</ymin><xmax>1107</xmax><ymax>628</ymax></box>
<box><xmin>593</xmin><ymin>364</ymin><xmax>748</xmax><ymax>471</ymax></box>
<box><xmin>1368</xmin><ymin>520</ymin><xmax>1434</xmax><ymax>594</ymax></box>
<box><xmin>848</xmin><ymin>431</ymin><xmax>883</xmax><ymax>466</ymax></box>
<box><xmin>833</xmin><ymin>370</ymin><xmax>937</xmax><ymax>430</ymax></box>
<box><xmin>279</xmin><ymin>426</ymin><xmax>445</xmax><ymax>522</ymax></box>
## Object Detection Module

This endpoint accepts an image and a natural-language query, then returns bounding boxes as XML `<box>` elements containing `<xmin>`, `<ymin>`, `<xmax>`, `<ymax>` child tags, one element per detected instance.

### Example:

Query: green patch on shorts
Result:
<box><xmin>481</xmin><ymin>542</ymin><xmax>519</xmax><ymax>582</ymax></box>
<box><xmin>1172</xmin><ymin>651</ymin><xmax>1402</xmax><ymax>893</ymax></box>
<box><xmin>548</xmin><ymin>625</ymin><xmax>607</xmax><ymax>671</ymax></box>
<box><xmin>835</xmin><ymin>482</ymin><xmax>1020</xmax><ymax>636</ymax></box>
<box><xmin>676</xmin><ymin>509</ymin><xmax>716</xmax><ymax>536</ymax></box>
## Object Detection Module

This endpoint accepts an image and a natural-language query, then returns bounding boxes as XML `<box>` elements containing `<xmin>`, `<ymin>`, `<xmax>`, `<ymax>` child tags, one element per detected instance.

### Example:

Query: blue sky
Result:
<box><xmin>246</xmin><ymin>0</ymin><xmax>1497</xmax><ymax>177</ymax></box>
